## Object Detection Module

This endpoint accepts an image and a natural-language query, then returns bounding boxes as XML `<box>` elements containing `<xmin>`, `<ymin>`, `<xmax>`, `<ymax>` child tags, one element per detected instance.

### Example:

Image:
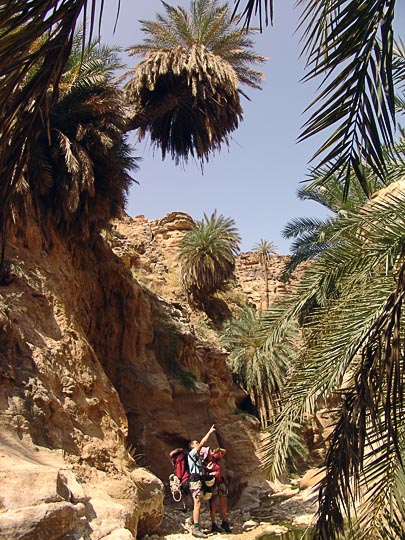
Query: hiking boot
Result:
<box><xmin>211</xmin><ymin>522</ymin><xmax>223</xmax><ymax>533</ymax></box>
<box><xmin>191</xmin><ymin>526</ymin><xmax>208</xmax><ymax>538</ymax></box>
<box><xmin>221</xmin><ymin>520</ymin><xmax>232</xmax><ymax>533</ymax></box>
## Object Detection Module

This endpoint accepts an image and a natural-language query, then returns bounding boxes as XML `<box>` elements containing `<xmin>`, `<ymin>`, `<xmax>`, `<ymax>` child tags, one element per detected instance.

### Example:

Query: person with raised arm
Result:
<box><xmin>187</xmin><ymin>424</ymin><xmax>216</xmax><ymax>538</ymax></box>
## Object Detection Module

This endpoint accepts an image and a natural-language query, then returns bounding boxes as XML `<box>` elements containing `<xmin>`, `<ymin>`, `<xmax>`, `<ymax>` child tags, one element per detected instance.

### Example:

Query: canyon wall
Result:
<box><xmin>0</xmin><ymin>210</ymin><xmax>304</xmax><ymax>539</ymax></box>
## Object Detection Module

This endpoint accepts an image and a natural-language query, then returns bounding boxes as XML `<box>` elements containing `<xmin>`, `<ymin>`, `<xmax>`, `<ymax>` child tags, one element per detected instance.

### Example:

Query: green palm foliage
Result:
<box><xmin>0</xmin><ymin>0</ymin><xmax>98</xmax><ymax>263</ymax></box>
<box><xmin>297</xmin><ymin>0</ymin><xmax>398</xmax><ymax>194</ymax></box>
<box><xmin>220</xmin><ymin>305</ymin><xmax>292</xmax><ymax>427</ymax></box>
<box><xmin>252</xmin><ymin>239</ymin><xmax>277</xmax><ymax>309</ymax></box>
<box><xmin>21</xmin><ymin>33</ymin><xmax>138</xmax><ymax>239</ymax></box>
<box><xmin>260</xmin><ymin>183</ymin><xmax>405</xmax><ymax>539</ymax></box>
<box><xmin>281</xmin><ymin>173</ymin><xmax>382</xmax><ymax>279</ymax></box>
<box><xmin>124</xmin><ymin>0</ymin><xmax>266</xmax><ymax>164</ymax></box>
<box><xmin>237</xmin><ymin>0</ymin><xmax>399</xmax><ymax>195</ymax></box>
<box><xmin>179</xmin><ymin>210</ymin><xmax>241</xmax><ymax>305</ymax></box>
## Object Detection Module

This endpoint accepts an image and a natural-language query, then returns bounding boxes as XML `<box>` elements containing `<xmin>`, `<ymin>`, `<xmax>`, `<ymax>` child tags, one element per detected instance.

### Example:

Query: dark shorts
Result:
<box><xmin>210</xmin><ymin>481</ymin><xmax>228</xmax><ymax>498</ymax></box>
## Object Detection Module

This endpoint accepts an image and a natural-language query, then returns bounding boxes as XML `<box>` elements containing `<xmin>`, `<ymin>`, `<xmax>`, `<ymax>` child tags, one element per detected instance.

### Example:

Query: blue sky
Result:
<box><xmin>99</xmin><ymin>1</ymin><xmax>405</xmax><ymax>254</ymax></box>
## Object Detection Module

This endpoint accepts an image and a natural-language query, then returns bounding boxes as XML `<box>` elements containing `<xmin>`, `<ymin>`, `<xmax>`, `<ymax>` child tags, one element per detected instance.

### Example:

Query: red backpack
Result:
<box><xmin>169</xmin><ymin>448</ymin><xmax>190</xmax><ymax>489</ymax></box>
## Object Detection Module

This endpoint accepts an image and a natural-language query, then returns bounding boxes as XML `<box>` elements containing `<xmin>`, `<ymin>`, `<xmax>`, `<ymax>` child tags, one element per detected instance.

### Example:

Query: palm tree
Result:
<box><xmin>257</xmin><ymin>180</ymin><xmax>405</xmax><ymax>539</ymax></box>
<box><xmin>18</xmin><ymin>32</ymin><xmax>138</xmax><ymax>240</ymax></box>
<box><xmin>179</xmin><ymin>210</ymin><xmax>240</xmax><ymax>309</ymax></box>
<box><xmin>124</xmin><ymin>0</ymin><xmax>266</xmax><ymax>164</ymax></box>
<box><xmin>0</xmin><ymin>0</ymin><xmax>264</xmax><ymax>277</ymax></box>
<box><xmin>252</xmin><ymin>239</ymin><xmax>277</xmax><ymax>309</ymax></box>
<box><xmin>1</xmin><ymin>3</ymin><xmax>404</xmax><ymax>538</ymax></box>
<box><xmin>0</xmin><ymin>1</ymin><xmax>98</xmax><ymax>269</ymax></box>
<box><xmin>0</xmin><ymin>1</ymin><xmax>400</xmax><ymax>239</ymax></box>
<box><xmin>220</xmin><ymin>305</ymin><xmax>292</xmax><ymax>427</ymax></box>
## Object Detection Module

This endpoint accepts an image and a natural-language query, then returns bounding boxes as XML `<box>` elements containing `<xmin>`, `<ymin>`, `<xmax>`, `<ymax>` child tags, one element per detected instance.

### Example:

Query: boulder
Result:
<box><xmin>299</xmin><ymin>468</ymin><xmax>326</xmax><ymax>490</ymax></box>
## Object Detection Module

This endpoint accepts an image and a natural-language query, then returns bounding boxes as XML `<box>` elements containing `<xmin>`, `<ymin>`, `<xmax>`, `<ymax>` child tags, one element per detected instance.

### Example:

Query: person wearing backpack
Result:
<box><xmin>202</xmin><ymin>447</ymin><xmax>231</xmax><ymax>534</ymax></box>
<box><xmin>187</xmin><ymin>424</ymin><xmax>216</xmax><ymax>538</ymax></box>
<box><xmin>168</xmin><ymin>447</ymin><xmax>191</xmax><ymax>509</ymax></box>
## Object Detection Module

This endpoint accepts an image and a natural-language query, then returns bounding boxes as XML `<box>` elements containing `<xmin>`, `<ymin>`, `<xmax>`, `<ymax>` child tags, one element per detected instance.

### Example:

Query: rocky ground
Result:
<box><xmin>145</xmin><ymin>477</ymin><xmax>319</xmax><ymax>540</ymax></box>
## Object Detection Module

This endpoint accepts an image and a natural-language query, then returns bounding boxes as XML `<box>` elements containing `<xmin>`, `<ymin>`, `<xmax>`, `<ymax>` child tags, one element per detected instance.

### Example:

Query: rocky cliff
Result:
<box><xmin>0</xmin><ymin>210</ymin><xmax>305</xmax><ymax>539</ymax></box>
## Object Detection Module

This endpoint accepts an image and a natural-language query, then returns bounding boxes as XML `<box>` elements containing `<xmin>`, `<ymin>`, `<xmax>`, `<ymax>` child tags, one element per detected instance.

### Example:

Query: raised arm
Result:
<box><xmin>195</xmin><ymin>424</ymin><xmax>216</xmax><ymax>452</ymax></box>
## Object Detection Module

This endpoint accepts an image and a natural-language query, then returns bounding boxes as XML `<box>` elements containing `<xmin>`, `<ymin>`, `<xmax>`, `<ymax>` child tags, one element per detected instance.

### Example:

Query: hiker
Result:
<box><xmin>169</xmin><ymin>447</ymin><xmax>190</xmax><ymax>510</ymax></box>
<box><xmin>201</xmin><ymin>446</ymin><xmax>231</xmax><ymax>534</ymax></box>
<box><xmin>187</xmin><ymin>424</ymin><xmax>216</xmax><ymax>538</ymax></box>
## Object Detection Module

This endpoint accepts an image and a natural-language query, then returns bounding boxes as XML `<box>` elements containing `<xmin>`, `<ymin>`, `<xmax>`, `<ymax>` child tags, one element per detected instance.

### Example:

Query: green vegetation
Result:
<box><xmin>281</xmin><ymin>166</ymin><xmax>385</xmax><ymax>280</ymax></box>
<box><xmin>220</xmin><ymin>305</ymin><xmax>293</xmax><ymax>428</ymax></box>
<box><xmin>20</xmin><ymin>32</ymin><xmax>138</xmax><ymax>239</ymax></box>
<box><xmin>260</xmin><ymin>178</ymin><xmax>405</xmax><ymax>540</ymax></box>
<box><xmin>256</xmin><ymin>89</ymin><xmax>405</xmax><ymax>538</ymax></box>
<box><xmin>176</xmin><ymin>368</ymin><xmax>198</xmax><ymax>389</ymax></box>
<box><xmin>0</xmin><ymin>0</ymin><xmax>264</xmax><ymax>276</ymax></box>
<box><xmin>252</xmin><ymin>239</ymin><xmax>277</xmax><ymax>309</ymax></box>
<box><xmin>154</xmin><ymin>316</ymin><xmax>197</xmax><ymax>389</ymax></box>
<box><xmin>179</xmin><ymin>210</ymin><xmax>241</xmax><ymax>309</ymax></box>
<box><xmin>0</xmin><ymin>260</ymin><xmax>22</xmax><ymax>286</ymax></box>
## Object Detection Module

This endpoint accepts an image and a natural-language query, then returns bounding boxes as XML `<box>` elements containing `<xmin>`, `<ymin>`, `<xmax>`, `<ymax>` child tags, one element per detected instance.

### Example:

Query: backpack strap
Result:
<box><xmin>187</xmin><ymin>450</ymin><xmax>210</xmax><ymax>477</ymax></box>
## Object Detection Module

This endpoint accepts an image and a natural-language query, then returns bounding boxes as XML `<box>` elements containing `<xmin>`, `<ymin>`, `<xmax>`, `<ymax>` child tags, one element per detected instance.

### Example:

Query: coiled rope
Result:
<box><xmin>169</xmin><ymin>474</ymin><xmax>183</xmax><ymax>502</ymax></box>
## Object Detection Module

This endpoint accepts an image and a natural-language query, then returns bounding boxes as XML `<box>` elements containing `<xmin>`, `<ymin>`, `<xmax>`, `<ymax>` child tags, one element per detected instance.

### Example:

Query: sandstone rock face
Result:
<box><xmin>298</xmin><ymin>468</ymin><xmax>326</xmax><ymax>490</ymax></box>
<box><xmin>105</xmin><ymin>213</ymin><xmax>315</xmax><ymax>495</ymax></box>
<box><xmin>0</xmin><ymin>216</ymin><xmax>162</xmax><ymax>539</ymax></box>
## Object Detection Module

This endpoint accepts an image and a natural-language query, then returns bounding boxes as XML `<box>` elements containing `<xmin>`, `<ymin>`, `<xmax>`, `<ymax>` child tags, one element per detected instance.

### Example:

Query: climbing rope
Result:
<box><xmin>169</xmin><ymin>474</ymin><xmax>183</xmax><ymax>502</ymax></box>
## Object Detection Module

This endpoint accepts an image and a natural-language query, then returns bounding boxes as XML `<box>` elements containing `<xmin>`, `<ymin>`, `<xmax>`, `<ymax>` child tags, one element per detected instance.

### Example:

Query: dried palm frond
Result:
<box><xmin>124</xmin><ymin>0</ymin><xmax>265</xmax><ymax>164</ymax></box>
<box><xmin>126</xmin><ymin>44</ymin><xmax>243</xmax><ymax>163</ymax></box>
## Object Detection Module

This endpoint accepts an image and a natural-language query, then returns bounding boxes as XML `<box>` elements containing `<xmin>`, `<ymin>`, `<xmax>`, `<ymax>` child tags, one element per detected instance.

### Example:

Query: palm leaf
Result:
<box><xmin>262</xmin><ymin>186</ymin><xmax>405</xmax><ymax>481</ymax></box>
<box><xmin>179</xmin><ymin>210</ymin><xmax>240</xmax><ymax>304</ymax></box>
<box><xmin>19</xmin><ymin>30</ymin><xmax>137</xmax><ymax>239</ymax></box>
<box><xmin>297</xmin><ymin>0</ymin><xmax>397</xmax><ymax>195</ymax></box>
<box><xmin>232</xmin><ymin>0</ymin><xmax>274</xmax><ymax>30</ymax></box>
<box><xmin>221</xmin><ymin>305</ymin><xmax>290</xmax><ymax>426</ymax></box>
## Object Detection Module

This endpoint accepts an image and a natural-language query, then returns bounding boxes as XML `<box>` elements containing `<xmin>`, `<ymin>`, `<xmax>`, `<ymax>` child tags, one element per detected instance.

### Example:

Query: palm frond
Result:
<box><xmin>392</xmin><ymin>38</ymin><xmax>405</xmax><ymax>91</ymax></box>
<box><xmin>348</xmin><ymin>421</ymin><xmax>405</xmax><ymax>540</ymax></box>
<box><xmin>18</xmin><ymin>29</ymin><xmax>137</xmax><ymax>239</ymax></box>
<box><xmin>179</xmin><ymin>210</ymin><xmax>240</xmax><ymax>304</ymax></box>
<box><xmin>262</xmin><ymin>185</ymin><xmax>405</xmax><ymax>483</ymax></box>
<box><xmin>283</xmin><ymin>217</ymin><xmax>331</xmax><ymax>240</ymax></box>
<box><xmin>282</xmin><ymin>160</ymin><xmax>402</xmax><ymax>278</ymax></box>
<box><xmin>232</xmin><ymin>0</ymin><xmax>274</xmax><ymax>30</ymax></box>
<box><xmin>315</xmin><ymin>323</ymin><xmax>405</xmax><ymax>540</ymax></box>
<box><xmin>297</xmin><ymin>0</ymin><xmax>397</xmax><ymax>195</ymax></box>
<box><xmin>220</xmin><ymin>305</ymin><xmax>291</xmax><ymax>426</ymax></box>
